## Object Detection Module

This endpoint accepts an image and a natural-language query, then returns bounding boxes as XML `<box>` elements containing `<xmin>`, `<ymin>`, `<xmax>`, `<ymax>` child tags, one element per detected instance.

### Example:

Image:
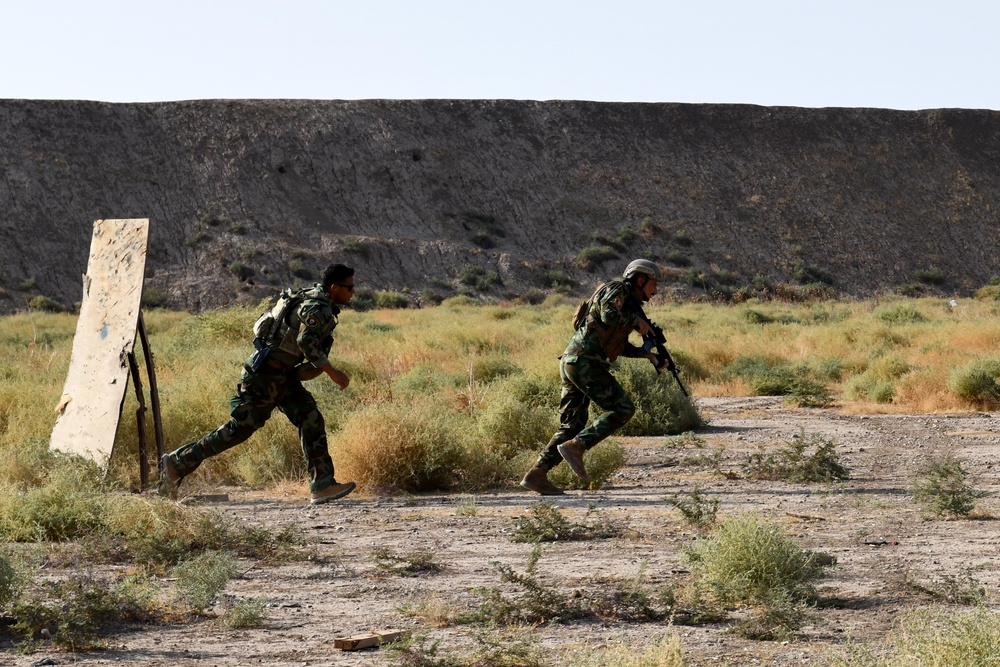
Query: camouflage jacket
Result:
<box><xmin>267</xmin><ymin>284</ymin><xmax>339</xmax><ymax>369</ymax></box>
<box><xmin>563</xmin><ymin>279</ymin><xmax>647</xmax><ymax>364</ymax></box>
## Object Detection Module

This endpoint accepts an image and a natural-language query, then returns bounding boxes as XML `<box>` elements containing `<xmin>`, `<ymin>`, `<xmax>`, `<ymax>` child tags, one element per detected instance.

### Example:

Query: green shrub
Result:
<box><xmin>915</xmin><ymin>266</ymin><xmax>946</xmax><ymax>285</ymax></box>
<box><xmin>712</xmin><ymin>268</ymin><xmax>736</xmax><ymax>286</ymax></box>
<box><xmin>741</xmin><ymin>308</ymin><xmax>773</xmax><ymax>324</ymax></box>
<box><xmin>572</xmin><ymin>635</ymin><xmax>686</xmax><ymax>667</ymax></box>
<box><xmin>949</xmin><ymin>360</ymin><xmax>1000</xmax><ymax>407</ymax></box>
<box><xmin>685</xmin><ymin>514</ymin><xmax>824</xmax><ymax>606</ymax></box>
<box><xmin>372</xmin><ymin>546</ymin><xmax>442</xmax><ymax>577</ymax></box>
<box><xmin>458</xmin><ymin>265</ymin><xmax>502</xmax><ymax>291</ymax></box>
<box><xmin>141</xmin><ymin>286</ymin><xmax>170</xmax><ymax>309</ymax></box>
<box><xmin>877</xmin><ymin>304</ymin><xmax>927</xmax><ymax>324</ymax></box>
<box><xmin>343</xmin><ymin>236</ymin><xmax>371</xmax><ymax>257</ymax></box>
<box><xmin>11</xmin><ymin>573</ymin><xmax>160</xmax><ymax>649</ymax></box>
<box><xmin>503</xmin><ymin>373</ymin><xmax>562</xmax><ymax>411</ymax></box>
<box><xmin>27</xmin><ymin>295</ymin><xmax>63</xmax><ymax>312</ymax></box>
<box><xmin>911</xmin><ymin>454</ymin><xmax>985</xmax><ymax>518</ymax></box>
<box><xmin>666</xmin><ymin>250</ymin><xmax>691</xmax><ymax>267</ymax></box>
<box><xmin>441</xmin><ymin>294</ymin><xmax>479</xmax><ymax>308</ymax></box>
<box><xmin>974</xmin><ymin>284</ymin><xmax>1000</xmax><ymax>301</ymax></box>
<box><xmin>171</xmin><ymin>550</ymin><xmax>240</xmax><ymax>612</ymax></box>
<box><xmin>721</xmin><ymin>355</ymin><xmax>831</xmax><ymax>406</ymax></box>
<box><xmin>730</xmin><ymin>591</ymin><xmax>807</xmax><ymax>641</ymax></box>
<box><xmin>512</xmin><ymin>503</ymin><xmax>621</xmax><ymax>543</ymax></box>
<box><xmin>576</xmin><ymin>245</ymin><xmax>618</xmax><ymax>271</ymax></box>
<box><xmin>0</xmin><ymin>481</ymin><xmax>106</xmax><ymax>542</ymax></box>
<box><xmin>541</xmin><ymin>270</ymin><xmax>575</xmax><ymax>289</ymax></box>
<box><xmin>333</xmin><ymin>402</ymin><xmax>469</xmax><ymax>493</ymax></box>
<box><xmin>392</xmin><ymin>363</ymin><xmax>465</xmax><ymax>397</ymax></box>
<box><xmin>792</xmin><ymin>261</ymin><xmax>834</xmax><ymax>285</ymax></box>
<box><xmin>374</xmin><ymin>291</ymin><xmax>409</xmax><ymax>309</ymax></box>
<box><xmin>844</xmin><ymin>355</ymin><xmax>911</xmax><ymax>404</ymax></box>
<box><xmin>668</xmin><ymin>486</ymin><xmax>719</xmax><ymax>529</ymax></box>
<box><xmin>465</xmin><ymin>546</ymin><xmax>590</xmax><ymax>625</ymax></box>
<box><xmin>475</xmin><ymin>392</ymin><xmax>556</xmax><ymax>457</ymax></box>
<box><xmin>228</xmin><ymin>261</ymin><xmax>254</xmax><ymax>280</ymax></box>
<box><xmin>348</xmin><ymin>287</ymin><xmax>376</xmax><ymax>311</ymax></box>
<box><xmin>0</xmin><ymin>549</ymin><xmax>26</xmax><ymax>609</ymax></box>
<box><xmin>832</xmin><ymin>607</ymin><xmax>1000</xmax><ymax>666</ymax></box>
<box><xmin>613</xmin><ymin>359</ymin><xmax>704</xmax><ymax>436</ymax></box>
<box><xmin>185</xmin><ymin>231</ymin><xmax>210</xmax><ymax>246</ymax></box>
<box><xmin>742</xmin><ymin>432</ymin><xmax>850</xmax><ymax>483</ymax></box>
<box><xmin>222</xmin><ymin>596</ymin><xmax>268</xmax><ymax>629</ymax></box>
<box><xmin>471</xmin><ymin>356</ymin><xmax>522</xmax><ymax>383</ymax></box>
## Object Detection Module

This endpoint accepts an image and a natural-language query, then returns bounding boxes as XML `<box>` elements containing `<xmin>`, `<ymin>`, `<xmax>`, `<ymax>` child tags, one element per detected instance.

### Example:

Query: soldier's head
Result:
<box><xmin>323</xmin><ymin>264</ymin><xmax>355</xmax><ymax>305</ymax></box>
<box><xmin>623</xmin><ymin>259</ymin><xmax>660</xmax><ymax>302</ymax></box>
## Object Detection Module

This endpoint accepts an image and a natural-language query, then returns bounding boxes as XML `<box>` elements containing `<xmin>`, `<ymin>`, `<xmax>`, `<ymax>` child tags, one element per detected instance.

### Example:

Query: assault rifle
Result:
<box><xmin>640</xmin><ymin>320</ymin><xmax>688</xmax><ymax>397</ymax></box>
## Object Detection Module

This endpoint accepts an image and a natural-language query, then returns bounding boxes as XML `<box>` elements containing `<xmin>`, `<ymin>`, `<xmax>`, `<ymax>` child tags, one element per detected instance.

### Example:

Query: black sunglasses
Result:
<box><xmin>335</xmin><ymin>283</ymin><xmax>355</xmax><ymax>292</ymax></box>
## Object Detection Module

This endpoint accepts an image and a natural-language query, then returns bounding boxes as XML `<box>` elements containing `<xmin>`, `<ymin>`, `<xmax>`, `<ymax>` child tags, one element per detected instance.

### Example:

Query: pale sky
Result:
<box><xmin>4</xmin><ymin>0</ymin><xmax>999</xmax><ymax>110</ymax></box>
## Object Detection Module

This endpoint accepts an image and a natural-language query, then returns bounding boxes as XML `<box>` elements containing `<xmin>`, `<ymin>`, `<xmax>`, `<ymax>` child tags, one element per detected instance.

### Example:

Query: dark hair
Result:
<box><xmin>322</xmin><ymin>264</ymin><xmax>354</xmax><ymax>289</ymax></box>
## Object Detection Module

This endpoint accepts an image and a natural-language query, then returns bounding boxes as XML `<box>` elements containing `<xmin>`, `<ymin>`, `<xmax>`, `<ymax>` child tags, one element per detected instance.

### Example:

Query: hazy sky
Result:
<box><xmin>4</xmin><ymin>0</ymin><xmax>999</xmax><ymax>110</ymax></box>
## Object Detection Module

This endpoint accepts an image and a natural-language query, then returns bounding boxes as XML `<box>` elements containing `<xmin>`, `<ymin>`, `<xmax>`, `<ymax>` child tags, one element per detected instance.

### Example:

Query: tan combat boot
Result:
<box><xmin>310</xmin><ymin>481</ymin><xmax>357</xmax><ymax>505</ymax></box>
<box><xmin>519</xmin><ymin>467</ymin><xmax>564</xmax><ymax>496</ymax></box>
<box><xmin>556</xmin><ymin>439</ymin><xmax>590</xmax><ymax>483</ymax></box>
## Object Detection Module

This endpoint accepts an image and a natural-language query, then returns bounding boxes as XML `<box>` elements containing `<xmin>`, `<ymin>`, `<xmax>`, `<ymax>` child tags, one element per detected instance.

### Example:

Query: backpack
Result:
<box><xmin>252</xmin><ymin>287</ymin><xmax>308</xmax><ymax>346</ymax></box>
<box><xmin>572</xmin><ymin>282</ymin><xmax>607</xmax><ymax>331</ymax></box>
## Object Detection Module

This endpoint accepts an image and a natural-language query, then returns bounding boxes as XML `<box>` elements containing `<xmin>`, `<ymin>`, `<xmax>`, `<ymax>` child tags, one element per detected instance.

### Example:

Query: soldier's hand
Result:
<box><xmin>644</xmin><ymin>353</ymin><xmax>660</xmax><ymax>367</ymax></box>
<box><xmin>325</xmin><ymin>366</ymin><xmax>350</xmax><ymax>390</ymax></box>
<box><xmin>636</xmin><ymin>318</ymin><xmax>653</xmax><ymax>336</ymax></box>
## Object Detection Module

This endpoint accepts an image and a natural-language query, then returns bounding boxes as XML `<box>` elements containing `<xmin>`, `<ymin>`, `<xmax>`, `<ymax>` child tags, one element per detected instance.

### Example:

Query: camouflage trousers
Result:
<box><xmin>168</xmin><ymin>365</ymin><xmax>336</xmax><ymax>493</ymax></box>
<box><xmin>536</xmin><ymin>357</ymin><xmax>636</xmax><ymax>470</ymax></box>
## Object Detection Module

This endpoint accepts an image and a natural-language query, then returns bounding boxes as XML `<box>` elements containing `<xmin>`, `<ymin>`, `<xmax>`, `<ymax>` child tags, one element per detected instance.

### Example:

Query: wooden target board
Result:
<box><xmin>50</xmin><ymin>219</ymin><xmax>150</xmax><ymax>464</ymax></box>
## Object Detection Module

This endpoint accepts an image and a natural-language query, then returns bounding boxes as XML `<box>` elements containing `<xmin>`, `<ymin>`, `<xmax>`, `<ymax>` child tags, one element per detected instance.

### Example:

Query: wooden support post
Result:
<box><xmin>126</xmin><ymin>351</ymin><xmax>150</xmax><ymax>489</ymax></box>
<box><xmin>136</xmin><ymin>311</ymin><xmax>165</xmax><ymax>462</ymax></box>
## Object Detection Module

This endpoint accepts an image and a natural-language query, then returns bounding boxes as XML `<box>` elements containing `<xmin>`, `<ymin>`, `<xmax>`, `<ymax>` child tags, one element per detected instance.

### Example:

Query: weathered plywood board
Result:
<box><xmin>333</xmin><ymin>630</ymin><xmax>407</xmax><ymax>651</ymax></box>
<box><xmin>49</xmin><ymin>219</ymin><xmax>149</xmax><ymax>463</ymax></box>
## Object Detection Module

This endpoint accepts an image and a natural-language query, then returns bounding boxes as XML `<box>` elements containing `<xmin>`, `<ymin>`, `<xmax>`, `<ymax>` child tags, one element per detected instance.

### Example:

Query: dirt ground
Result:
<box><xmin>8</xmin><ymin>396</ymin><xmax>1000</xmax><ymax>667</ymax></box>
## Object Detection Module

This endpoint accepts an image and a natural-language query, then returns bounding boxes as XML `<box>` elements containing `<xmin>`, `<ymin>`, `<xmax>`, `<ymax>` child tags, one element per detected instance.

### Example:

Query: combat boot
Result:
<box><xmin>159</xmin><ymin>454</ymin><xmax>182</xmax><ymax>500</ymax></box>
<box><xmin>520</xmin><ymin>467</ymin><xmax>564</xmax><ymax>496</ymax></box>
<box><xmin>310</xmin><ymin>481</ymin><xmax>357</xmax><ymax>505</ymax></box>
<box><xmin>556</xmin><ymin>439</ymin><xmax>590</xmax><ymax>483</ymax></box>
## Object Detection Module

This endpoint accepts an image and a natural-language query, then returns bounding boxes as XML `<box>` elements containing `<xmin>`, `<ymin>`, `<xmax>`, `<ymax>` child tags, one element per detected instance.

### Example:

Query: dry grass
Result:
<box><xmin>2</xmin><ymin>296</ymin><xmax>998</xmax><ymax>498</ymax></box>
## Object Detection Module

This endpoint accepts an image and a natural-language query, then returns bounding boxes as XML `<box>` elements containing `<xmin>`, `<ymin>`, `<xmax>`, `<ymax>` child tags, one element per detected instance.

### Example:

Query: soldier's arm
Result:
<box><xmin>296</xmin><ymin>306</ymin><xmax>350</xmax><ymax>389</ymax></box>
<box><xmin>296</xmin><ymin>303</ymin><xmax>331</xmax><ymax>367</ymax></box>
<box><xmin>596</xmin><ymin>284</ymin><xmax>639</xmax><ymax>329</ymax></box>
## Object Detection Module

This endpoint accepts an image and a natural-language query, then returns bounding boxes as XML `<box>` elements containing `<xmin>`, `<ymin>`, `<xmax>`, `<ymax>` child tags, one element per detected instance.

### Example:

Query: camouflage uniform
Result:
<box><xmin>535</xmin><ymin>279</ymin><xmax>647</xmax><ymax>470</ymax></box>
<box><xmin>167</xmin><ymin>284</ymin><xmax>341</xmax><ymax>494</ymax></box>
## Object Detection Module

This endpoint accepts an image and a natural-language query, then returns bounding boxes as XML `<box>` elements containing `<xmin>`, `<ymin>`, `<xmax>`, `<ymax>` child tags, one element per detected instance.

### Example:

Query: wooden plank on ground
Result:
<box><xmin>334</xmin><ymin>630</ymin><xmax>407</xmax><ymax>651</ymax></box>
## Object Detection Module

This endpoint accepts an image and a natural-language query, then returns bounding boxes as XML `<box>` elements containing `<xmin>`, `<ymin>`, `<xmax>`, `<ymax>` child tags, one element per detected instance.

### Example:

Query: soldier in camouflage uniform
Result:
<box><xmin>161</xmin><ymin>264</ymin><xmax>358</xmax><ymax>505</ymax></box>
<box><xmin>521</xmin><ymin>259</ymin><xmax>666</xmax><ymax>495</ymax></box>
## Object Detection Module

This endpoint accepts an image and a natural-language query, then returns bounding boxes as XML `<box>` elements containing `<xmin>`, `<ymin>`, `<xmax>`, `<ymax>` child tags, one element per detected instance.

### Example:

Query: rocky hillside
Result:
<box><xmin>1</xmin><ymin>99</ymin><xmax>999</xmax><ymax>313</ymax></box>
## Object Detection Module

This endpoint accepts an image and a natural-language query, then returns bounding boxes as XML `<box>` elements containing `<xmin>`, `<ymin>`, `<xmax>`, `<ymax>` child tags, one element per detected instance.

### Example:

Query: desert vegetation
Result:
<box><xmin>2</xmin><ymin>294</ymin><xmax>1000</xmax><ymax>661</ymax></box>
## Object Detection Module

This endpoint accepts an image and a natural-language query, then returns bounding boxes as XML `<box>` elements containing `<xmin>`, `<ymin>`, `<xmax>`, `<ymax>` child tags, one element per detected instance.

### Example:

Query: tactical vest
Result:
<box><xmin>573</xmin><ymin>279</ymin><xmax>636</xmax><ymax>362</ymax></box>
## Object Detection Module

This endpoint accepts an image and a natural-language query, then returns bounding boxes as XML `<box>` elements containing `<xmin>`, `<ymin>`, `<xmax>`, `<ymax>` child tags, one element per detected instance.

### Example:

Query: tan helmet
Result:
<box><xmin>623</xmin><ymin>259</ymin><xmax>660</xmax><ymax>281</ymax></box>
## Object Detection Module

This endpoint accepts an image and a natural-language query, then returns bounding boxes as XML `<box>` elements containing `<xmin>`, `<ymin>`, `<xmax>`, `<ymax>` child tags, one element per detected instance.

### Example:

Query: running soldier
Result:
<box><xmin>520</xmin><ymin>259</ymin><xmax>665</xmax><ymax>495</ymax></box>
<box><xmin>161</xmin><ymin>264</ymin><xmax>357</xmax><ymax>504</ymax></box>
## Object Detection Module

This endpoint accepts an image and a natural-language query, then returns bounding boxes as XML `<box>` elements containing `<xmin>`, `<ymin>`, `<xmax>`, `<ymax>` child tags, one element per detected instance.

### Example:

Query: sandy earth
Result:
<box><xmin>7</xmin><ymin>396</ymin><xmax>1000</xmax><ymax>667</ymax></box>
